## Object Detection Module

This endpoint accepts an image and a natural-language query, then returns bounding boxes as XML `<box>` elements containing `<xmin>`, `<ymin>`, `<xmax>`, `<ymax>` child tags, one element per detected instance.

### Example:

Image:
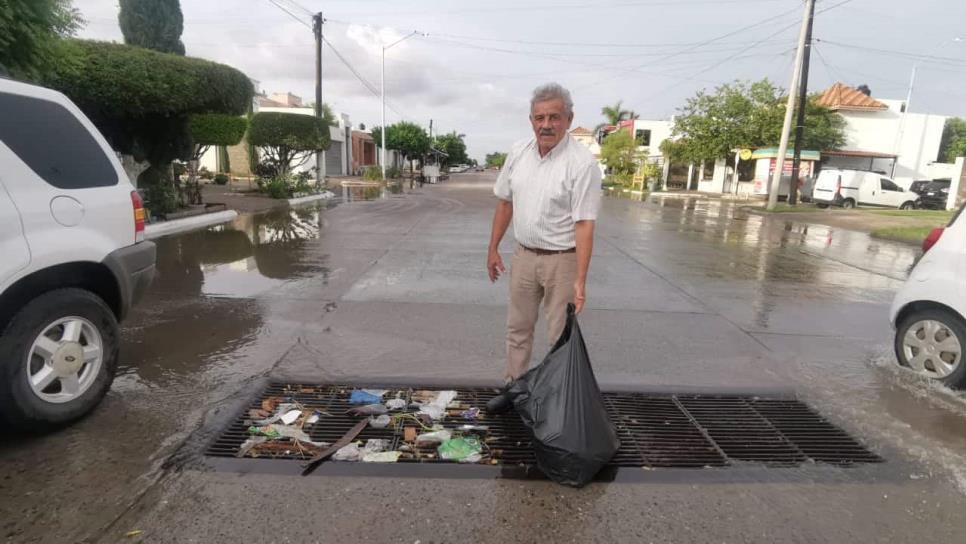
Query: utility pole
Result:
<box><xmin>788</xmin><ymin>0</ymin><xmax>816</xmax><ymax>206</ymax></box>
<box><xmin>313</xmin><ymin>12</ymin><xmax>325</xmax><ymax>186</ymax></box>
<box><xmin>767</xmin><ymin>0</ymin><xmax>814</xmax><ymax>211</ymax></box>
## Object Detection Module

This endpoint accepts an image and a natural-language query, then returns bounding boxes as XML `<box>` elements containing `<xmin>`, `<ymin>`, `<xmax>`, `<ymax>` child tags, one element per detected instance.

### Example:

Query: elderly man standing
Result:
<box><xmin>487</xmin><ymin>82</ymin><xmax>602</xmax><ymax>382</ymax></box>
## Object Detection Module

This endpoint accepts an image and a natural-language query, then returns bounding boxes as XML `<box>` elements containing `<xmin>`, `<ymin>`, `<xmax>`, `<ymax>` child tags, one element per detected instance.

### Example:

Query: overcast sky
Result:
<box><xmin>74</xmin><ymin>0</ymin><xmax>966</xmax><ymax>162</ymax></box>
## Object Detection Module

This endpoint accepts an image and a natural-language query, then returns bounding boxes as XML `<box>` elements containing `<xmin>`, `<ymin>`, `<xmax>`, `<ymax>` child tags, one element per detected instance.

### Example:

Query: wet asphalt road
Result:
<box><xmin>3</xmin><ymin>172</ymin><xmax>966</xmax><ymax>543</ymax></box>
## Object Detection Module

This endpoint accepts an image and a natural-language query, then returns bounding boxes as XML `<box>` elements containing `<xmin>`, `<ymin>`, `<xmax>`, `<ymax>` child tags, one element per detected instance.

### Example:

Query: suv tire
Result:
<box><xmin>842</xmin><ymin>198</ymin><xmax>856</xmax><ymax>209</ymax></box>
<box><xmin>894</xmin><ymin>307</ymin><xmax>966</xmax><ymax>388</ymax></box>
<box><xmin>0</xmin><ymin>288</ymin><xmax>119</xmax><ymax>429</ymax></box>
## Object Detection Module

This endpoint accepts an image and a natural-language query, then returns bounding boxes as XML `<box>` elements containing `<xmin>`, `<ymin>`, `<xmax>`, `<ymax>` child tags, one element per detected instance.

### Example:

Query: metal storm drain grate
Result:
<box><xmin>205</xmin><ymin>383</ymin><xmax>883</xmax><ymax>470</ymax></box>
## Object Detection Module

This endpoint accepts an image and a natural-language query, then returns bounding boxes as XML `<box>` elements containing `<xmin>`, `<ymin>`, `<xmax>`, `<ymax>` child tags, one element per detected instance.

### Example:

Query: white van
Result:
<box><xmin>812</xmin><ymin>168</ymin><xmax>919</xmax><ymax>210</ymax></box>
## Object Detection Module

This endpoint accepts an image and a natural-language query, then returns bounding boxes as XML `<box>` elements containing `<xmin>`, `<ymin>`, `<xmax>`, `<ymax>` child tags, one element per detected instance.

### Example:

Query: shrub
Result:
<box><xmin>386</xmin><ymin>165</ymin><xmax>402</xmax><ymax>179</ymax></box>
<box><xmin>363</xmin><ymin>165</ymin><xmax>382</xmax><ymax>181</ymax></box>
<box><xmin>253</xmin><ymin>161</ymin><xmax>279</xmax><ymax>180</ymax></box>
<box><xmin>265</xmin><ymin>177</ymin><xmax>291</xmax><ymax>199</ymax></box>
<box><xmin>213</xmin><ymin>173</ymin><xmax>229</xmax><ymax>185</ymax></box>
<box><xmin>198</xmin><ymin>166</ymin><xmax>214</xmax><ymax>180</ymax></box>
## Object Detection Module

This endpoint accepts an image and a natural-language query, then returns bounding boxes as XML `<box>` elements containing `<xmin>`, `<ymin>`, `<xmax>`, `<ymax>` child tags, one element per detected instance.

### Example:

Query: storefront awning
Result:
<box><xmin>751</xmin><ymin>147</ymin><xmax>821</xmax><ymax>160</ymax></box>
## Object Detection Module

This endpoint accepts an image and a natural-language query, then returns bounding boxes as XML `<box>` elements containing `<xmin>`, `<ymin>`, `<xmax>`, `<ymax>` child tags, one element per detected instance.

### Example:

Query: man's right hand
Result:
<box><xmin>487</xmin><ymin>250</ymin><xmax>506</xmax><ymax>282</ymax></box>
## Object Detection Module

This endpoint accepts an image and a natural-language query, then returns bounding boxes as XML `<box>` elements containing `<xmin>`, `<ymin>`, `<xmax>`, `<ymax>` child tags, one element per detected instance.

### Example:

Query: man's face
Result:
<box><xmin>530</xmin><ymin>98</ymin><xmax>573</xmax><ymax>151</ymax></box>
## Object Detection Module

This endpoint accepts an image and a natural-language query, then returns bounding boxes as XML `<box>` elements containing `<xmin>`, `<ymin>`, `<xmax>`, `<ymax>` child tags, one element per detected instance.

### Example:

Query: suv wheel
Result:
<box><xmin>894</xmin><ymin>308</ymin><xmax>966</xmax><ymax>387</ymax></box>
<box><xmin>842</xmin><ymin>198</ymin><xmax>856</xmax><ymax>209</ymax></box>
<box><xmin>0</xmin><ymin>288</ymin><xmax>118</xmax><ymax>429</ymax></box>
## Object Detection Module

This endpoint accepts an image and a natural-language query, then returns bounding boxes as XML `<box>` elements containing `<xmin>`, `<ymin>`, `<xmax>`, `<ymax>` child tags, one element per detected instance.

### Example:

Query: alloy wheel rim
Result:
<box><xmin>26</xmin><ymin>316</ymin><xmax>103</xmax><ymax>404</ymax></box>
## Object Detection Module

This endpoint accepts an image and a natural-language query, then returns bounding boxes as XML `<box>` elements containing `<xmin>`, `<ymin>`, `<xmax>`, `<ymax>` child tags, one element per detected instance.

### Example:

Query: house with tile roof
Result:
<box><xmin>816</xmin><ymin>82</ymin><xmax>954</xmax><ymax>185</ymax></box>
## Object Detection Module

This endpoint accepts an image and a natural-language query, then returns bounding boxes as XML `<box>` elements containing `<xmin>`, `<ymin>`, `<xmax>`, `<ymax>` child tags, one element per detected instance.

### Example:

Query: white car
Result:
<box><xmin>889</xmin><ymin>204</ymin><xmax>966</xmax><ymax>386</ymax></box>
<box><xmin>813</xmin><ymin>168</ymin><xmax>919</xmax><ymax>210</ymax></box>
<box><xmin>0</xmin><ymin>77</ymin><xmax>156</xmax><ymax>428</ymax></box>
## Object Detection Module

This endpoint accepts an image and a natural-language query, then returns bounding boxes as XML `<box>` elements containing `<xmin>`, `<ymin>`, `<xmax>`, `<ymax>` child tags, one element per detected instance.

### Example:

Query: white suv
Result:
<box><xmin>889</xmin><ymin>204</ymin><xmax>966</xmax><ymax>386</ymax></box>
<box><xmin>0</xmin><ymin>77</ymin><xmax>156</xmax><ymax>428</ymax></box>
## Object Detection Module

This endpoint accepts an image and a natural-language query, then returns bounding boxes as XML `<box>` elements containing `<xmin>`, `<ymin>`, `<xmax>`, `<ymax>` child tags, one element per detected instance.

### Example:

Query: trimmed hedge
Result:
<box><xmin>44</xmin><ymin>39</ymin><xmax>253</xmax><ymax>118</ymax></box>
<box><xmin>189</xmin><ymin>113</ymin><xmax>248</xmax><ymax>147</ymax></box>
<box><xmin>248</xmin><ymin>112</ymin><xmax>329</xmax><ymax>150</ymax></box>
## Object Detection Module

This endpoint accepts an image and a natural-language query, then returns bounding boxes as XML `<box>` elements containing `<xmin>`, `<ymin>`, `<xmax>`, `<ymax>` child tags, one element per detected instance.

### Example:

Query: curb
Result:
<box><xmin>145</xmin><ymin>210</ymin><xmax>238</xmax><ymax>239</ymax></box>
<box><xmin>288</xmin><ymin>191</ymin><xmax>336</xmax><ymax>207</ymax></box>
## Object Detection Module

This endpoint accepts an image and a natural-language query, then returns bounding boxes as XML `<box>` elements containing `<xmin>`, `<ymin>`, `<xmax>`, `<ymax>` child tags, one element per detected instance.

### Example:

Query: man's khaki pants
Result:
<box><xmin>505</xmin><ymin>244</ymin><xmax>577</xmax><ymax>381</ymax></box>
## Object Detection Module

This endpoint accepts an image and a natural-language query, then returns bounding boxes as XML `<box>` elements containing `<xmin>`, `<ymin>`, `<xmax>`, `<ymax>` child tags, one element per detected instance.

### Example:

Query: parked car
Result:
<box><xmin>909</xmin><ymin>179</ymin><xmax>934</xmax><ymax>195</ymax></box>
<box><xmin>0</xmin><ymin>77</ymin><xmax>156</xmax><ymax>429</ymax></box>
<box><xmin>889</xmin><ymin>204</ymin><xmax>966</xmax><ymax>387</ymax></box>
<box><xmin>812</xmin><ymin>168</ymin><xmax>919</xmax><ymax>210</ymax></box>
<box><xmin>916</xmin><ymin>179</ymin><xmax>952</xmax><ymax>210</ymax></box>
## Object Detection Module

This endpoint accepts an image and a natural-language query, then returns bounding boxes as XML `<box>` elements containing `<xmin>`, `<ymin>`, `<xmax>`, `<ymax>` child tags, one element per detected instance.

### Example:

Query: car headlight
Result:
<box><xmin>941</xmin><ymin>188</ymin><xmax>949</xmax><ymax>193</ymax></box>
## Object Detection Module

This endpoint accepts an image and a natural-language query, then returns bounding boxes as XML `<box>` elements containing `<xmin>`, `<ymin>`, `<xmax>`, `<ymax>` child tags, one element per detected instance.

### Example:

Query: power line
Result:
<box><xmin>265</xmin><ymin>0</ymin><xmax>311</xmax><ymax>28</ymax></box>
<box><xmin>815</xmin><ymin>39</ymin><xmax>966</xmax><ymax>66</ymax></box>
<box><xmin>344</xmin><ymin>0</ymin><xmax>790</xmax><ymax>17</ymax></box>
<box><xmin>320</xmin><ymin>36</ymin><xmax>409</xmax><ymax>119</ymax></box>
<box><xmin>812</xmin><ymin>44</ymin><xmax>845</xmax><ymax>83</ymax></box>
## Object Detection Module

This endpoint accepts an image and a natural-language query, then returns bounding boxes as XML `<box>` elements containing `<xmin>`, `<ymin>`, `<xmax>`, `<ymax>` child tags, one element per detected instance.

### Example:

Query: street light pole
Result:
<box><xmin>380</xmin><ymin>31</ymin><xmax>422</xmax><ymax>181</ymax></box>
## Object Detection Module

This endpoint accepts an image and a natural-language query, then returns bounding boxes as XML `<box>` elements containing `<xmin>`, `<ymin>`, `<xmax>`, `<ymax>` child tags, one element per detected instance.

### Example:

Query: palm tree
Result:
<box><xmin>596</xmin><ymin>100</ymin><xmax>639</xmax><ymax>140</ymax></box>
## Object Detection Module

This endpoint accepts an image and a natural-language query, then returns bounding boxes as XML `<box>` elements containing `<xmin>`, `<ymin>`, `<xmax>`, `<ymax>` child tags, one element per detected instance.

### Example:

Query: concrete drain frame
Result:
<box><xmin>203</xmin><ymin>382</ymin><xmax>885</xmax><ymax>482</ymax></box>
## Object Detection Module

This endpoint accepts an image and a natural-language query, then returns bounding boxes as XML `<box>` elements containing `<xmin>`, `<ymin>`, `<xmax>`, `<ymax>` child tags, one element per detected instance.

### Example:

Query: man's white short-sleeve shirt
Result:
<box><xmin>493</xmin><ymin>134</ymin><xmax>602</xmax><ymax>251</ymax></box>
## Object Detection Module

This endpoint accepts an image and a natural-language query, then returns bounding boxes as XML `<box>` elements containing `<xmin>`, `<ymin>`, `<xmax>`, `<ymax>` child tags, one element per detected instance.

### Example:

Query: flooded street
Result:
<box><xmin>3</xmin><ymin>172</ymin><xmax>966</xmax><ymax>543</ymax></box>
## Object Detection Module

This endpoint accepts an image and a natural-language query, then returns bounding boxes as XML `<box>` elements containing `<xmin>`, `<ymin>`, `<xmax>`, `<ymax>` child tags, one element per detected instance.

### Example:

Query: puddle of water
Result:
<box><xmin>341</xmin><ymin>182</ymin><xmax>404</xmax><ymax>202</ymax></box>
<box><xmin>150</xmin><ymin>207</ymin><xmax>328</xmax><ymax>299</ymax></box>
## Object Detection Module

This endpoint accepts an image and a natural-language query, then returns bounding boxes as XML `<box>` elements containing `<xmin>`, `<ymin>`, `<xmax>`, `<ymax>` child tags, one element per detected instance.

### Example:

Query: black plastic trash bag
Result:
<box><xmin>506</xmin><ymin>303</ymin><xmax>619</xmax><ymax>487</ymax></box>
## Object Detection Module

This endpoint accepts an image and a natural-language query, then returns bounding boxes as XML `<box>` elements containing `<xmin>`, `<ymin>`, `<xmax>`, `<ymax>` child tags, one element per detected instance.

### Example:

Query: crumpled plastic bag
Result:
<box><xmin>438</xmin><ymin>437</ymin><xmax>482</xmax><ymax>462</ymax></box>
<box><xmin>415</xmin><ymin>430</ymin><xmax>451</xmax><ymax>447</ymax></box>
<box><xmin>333</xmin><ymin>443</ymin><xmax>362</xmax><ymax>461</ymax></box>
<box><xmin>505</xmin><ymin>304</ymin><xmax>619</xmax><ymax>487</ymax></box>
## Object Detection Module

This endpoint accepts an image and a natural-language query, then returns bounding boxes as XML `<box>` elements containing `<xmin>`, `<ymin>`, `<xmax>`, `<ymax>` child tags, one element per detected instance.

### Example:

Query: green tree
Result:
<box><xmin>118</xmin><ymin>0</ymin><xmax>185</xmax><ymax>55</ymax></box>
<box><xmin>595</xmin><ymin>100</ymin><xmax>639</xmax><ymax>136</ymax></box>
<box><xmin>188</xmin><ymin>114</ymin><xmax>248</xmax><ymax>160</ymax></box>
<box><xmin>183</xmin><ymin>114</ymin><xmax>247</xmax><ymax>203</ymax></box>
<box><xmin>939</xmin><ymin>118</ymin><xmax>966</xmax><ymax>163</ymax></box>
<box><xmin>44</xmin><ymin>39</ymin><xmax>253</xmax><ymax>214</ymax></box>
<box><xmin>671</xmin><ymin>79</ymin><xmax>845</xmax><ymax>161</ymax></box>
<box><xmin>384</xmin><ymin>121</ymin><xmax>431</xmax><ymax>181</ymax></box>
<box><xmin>434</xmin><ymin>131</ymin><xmax>468</xmax><ymax>166</ymax></box>
<box><xmin>485</xmin><ymin>152</ymin><xmax>507</xmax><ymax>168</ymax></box>
<box><xmin>600</xmin><ymin>130</ymin><xmax>640</xmax><ymax>185</ymax></box>
<box><xmin>248</xmin><ymin>112</ymin><xmax>331</xmax><ymax>176</ymax></box>
<box><xmin>0</xmin><ymin>0</ymin><xmax>82</xmax><ymax>80</ymax></box>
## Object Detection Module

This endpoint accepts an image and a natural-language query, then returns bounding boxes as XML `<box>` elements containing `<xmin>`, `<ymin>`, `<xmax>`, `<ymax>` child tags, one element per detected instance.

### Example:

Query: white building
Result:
<box><xmin>817</xmin><ymin>83</ymin><xmax>955</xmax><ymax>185</ymax></box>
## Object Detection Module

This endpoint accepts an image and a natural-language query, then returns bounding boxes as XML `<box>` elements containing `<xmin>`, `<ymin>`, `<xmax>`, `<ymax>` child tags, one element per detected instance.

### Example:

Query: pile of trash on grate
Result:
<box><xmin>237</xmin><ymin>388</ymin><xmax>494</xmax><ymax>465</ymax></box>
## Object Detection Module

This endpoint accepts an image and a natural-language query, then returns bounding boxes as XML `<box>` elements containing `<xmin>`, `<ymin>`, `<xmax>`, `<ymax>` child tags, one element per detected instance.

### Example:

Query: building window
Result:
<box><xmin>635</xmin><ymin>129</ymin><xmax>651</xmax><ymax>147</ymax></box>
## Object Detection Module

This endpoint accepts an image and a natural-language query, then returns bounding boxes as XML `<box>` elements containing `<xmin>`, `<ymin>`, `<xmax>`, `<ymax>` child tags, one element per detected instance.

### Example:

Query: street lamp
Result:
<box><xmin>894</xmin><ymin>37</ymin><xmax>963</xmax><ymax>164</ymax></box>
<box><xmin>381</xmin><ymin>31</ymin><xmax>423</xmax><ymax>181</ymax></box>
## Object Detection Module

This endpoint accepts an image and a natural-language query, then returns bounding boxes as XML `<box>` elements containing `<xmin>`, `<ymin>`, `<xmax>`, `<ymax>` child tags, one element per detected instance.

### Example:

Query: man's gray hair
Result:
<box><xmin>531</xmin><ymin>82</ymin><xmax>574</xmax><ymax>116</ymax></box>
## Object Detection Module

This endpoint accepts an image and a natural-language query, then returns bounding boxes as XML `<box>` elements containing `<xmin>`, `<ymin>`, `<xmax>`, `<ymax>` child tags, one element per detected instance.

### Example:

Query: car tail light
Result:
<box><xmin>131</xmin><ymin>190</ymin><xmax>146</xmax><ymax>242</ymax></box>
<box><xmin>922</xmin><ymin>227</ymin><xmax>944</xmax><ymax>253</ymax></box>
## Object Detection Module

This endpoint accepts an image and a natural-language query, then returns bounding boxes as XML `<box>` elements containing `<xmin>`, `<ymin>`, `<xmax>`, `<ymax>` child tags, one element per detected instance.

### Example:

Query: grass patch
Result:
<box><xmin>870</xmin><ymin>226</ymin><xmax>934</xmax><ymax>245</ymax></box>
<box><xmin>862</xmin><ymin>209</ymin><xmax>954</xmax><ymax>220</ymax></box>
<box><xmin>745</xmin><ymin>204</ymin><xmax>822</xmax><ymax>213</ymax></box>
